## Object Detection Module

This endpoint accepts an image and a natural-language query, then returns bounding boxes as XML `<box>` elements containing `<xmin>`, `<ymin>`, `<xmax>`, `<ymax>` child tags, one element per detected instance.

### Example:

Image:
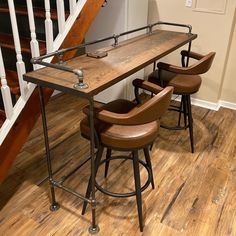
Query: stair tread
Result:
<box><xmin>0</xmin><ymin>4</ymin><xmax>69</xmax><ymax>20</ymax></box>
<box><xmin>0</xmin><ymin>33</ymin><xmax>46</xmax><ymax>54</ymax></box>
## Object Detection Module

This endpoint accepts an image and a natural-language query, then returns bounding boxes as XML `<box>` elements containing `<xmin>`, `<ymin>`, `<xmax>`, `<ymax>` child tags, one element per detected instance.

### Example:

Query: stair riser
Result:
<box><xmin>1</xmin><ymin>48</ymin><xmax>33</xmax><ymax>72</ymax></box>
<box><xmin>0</xmin><ymin>0</ymin><xmax>71</xmax><ymax>10</ymax></box>
<box><xmin>0</xmin><ymin>12</ymin><xmax>59</xmax><ymax>41</ymax></box>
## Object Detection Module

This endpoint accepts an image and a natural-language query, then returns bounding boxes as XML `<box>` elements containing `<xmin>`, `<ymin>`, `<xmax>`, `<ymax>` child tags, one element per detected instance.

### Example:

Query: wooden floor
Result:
<box><xmin>0</xmin><ymin>93</ymin><xmax>235</xmax><ymax>236</ymax></box>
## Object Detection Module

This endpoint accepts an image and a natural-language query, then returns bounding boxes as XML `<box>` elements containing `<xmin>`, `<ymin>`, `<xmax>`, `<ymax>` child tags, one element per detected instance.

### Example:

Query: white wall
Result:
<box><xmin>85</xmin><ymin>0</ymin><xmax>128</xmax><ymax>103</ymax></box>
<box><xmin>85</xmin><ymin>0</ymin><xmax>148</xmax><ymax>102</ymax></box>
<box><xmin>124</xmin><ymin>0</ymin><xmax>148</xmax><ymax>100</ymax></box>
<box><xmin>220</xmin><ymin>9</ymin><xmax>236</xmax><ymax>104</ymax></box>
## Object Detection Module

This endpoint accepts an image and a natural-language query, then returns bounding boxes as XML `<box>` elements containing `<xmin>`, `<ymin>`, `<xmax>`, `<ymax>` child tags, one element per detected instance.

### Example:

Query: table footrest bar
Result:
<box><xmin>95</xmin><ymin>155</ymin><xmax>152</xmax><ymax>198</ymax></box>
<box><xmin>51</xmin><ymin>180</ymin><xmax>92</xmax><ymax>204</ymax></box>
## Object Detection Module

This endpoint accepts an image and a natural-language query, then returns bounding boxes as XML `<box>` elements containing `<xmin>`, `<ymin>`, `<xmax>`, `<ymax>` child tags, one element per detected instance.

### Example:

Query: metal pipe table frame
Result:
<box><xmin>23</xmin><ymin>21</ymin><xmax>197</xmax><ymax>234</ymax></box>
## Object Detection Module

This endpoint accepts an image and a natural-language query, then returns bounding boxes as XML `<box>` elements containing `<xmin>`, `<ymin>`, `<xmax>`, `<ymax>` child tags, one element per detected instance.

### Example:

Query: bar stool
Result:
<box><xmin>148</xmin><ymin>50</ymin><xmax>215</xmax><ymax>153</ymax></box>
<box><xmin>80</xmin><ymin>80</ymin><xmax>173</xmax><ymax>231</ymax></box>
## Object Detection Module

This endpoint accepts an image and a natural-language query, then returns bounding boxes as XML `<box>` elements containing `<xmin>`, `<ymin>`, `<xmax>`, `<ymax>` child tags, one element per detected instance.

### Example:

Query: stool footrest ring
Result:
<box><xmin>95</xmin><ymin>155</ymin><xmax>152</xmax><ymax>198</ymax></box>
<box><xmin>161</xmin><ymin>124</ymin><xmax>189</xmax><ymax>130</ymax></box>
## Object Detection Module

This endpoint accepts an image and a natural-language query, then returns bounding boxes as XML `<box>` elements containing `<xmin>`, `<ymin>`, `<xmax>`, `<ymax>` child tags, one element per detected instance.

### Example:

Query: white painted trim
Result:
<box><xmin>219</xmin><ymin>100</ymin><xmax>236</xmax><ymax>110</ymax></box>
<box><xmin>0</xmin><ymin>84</ymin><xmax>36</xmax><ymax>145</ymax></box>
<box><xmin>193</xmin><ymin>0</ymin><xmax>228</xmax><ymax>15</ymax></box>
<box><xmin>0</xmin><ymin>0</ymin><xmax>87</xmax><ymax>145</ymax></box>
<box><xmin>189</xmin><ymin>98</ymin><xmax>220</xmax><ymax>111</ymax></box>
<box><xmin>53</xmin><ymin>0</ymin><xmax>87</xmax><ymax>50</ymax></box>
<box><xmin>173</xmin><ymin>95</ymin><xmax>236</xmax><ymax>111</ymax></box>
<box><xmin>173</xmin><ymin>95</ymin><xmax>220</xmax><ymax>111</ymax></box>
<box><xmin>56</xmin><ymin>0</ymin><xmax>66</xmax><ymax>34</ymax></box>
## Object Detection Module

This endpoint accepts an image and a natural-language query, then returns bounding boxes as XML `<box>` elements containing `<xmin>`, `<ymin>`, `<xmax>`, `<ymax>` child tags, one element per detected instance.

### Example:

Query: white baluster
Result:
<box><xmin>44</xmin><ymin>0</ymin><xmax>54</xmax><ymax>53</ymax></box>
<box><xmin>0</xmin><ymin>47</ymin><xmax>13</xmax><ymax>119</ymax></box>
<box><xmin>69</xmin><ymin>0</ymin><xmax>77</xmax><ymax>14</ymax></box>
<box><xmin>56</xmin><ymin>0</ymin><xmax>66</xmax><ymax>34</ymax></box>
<box><xmin>26</xmin><ymin>0</ymin><xmax>40</xmax><ymax>70</ymax></box>
<box><xmin>53</xmin><ymin>0</ymin><xmax>87</xmax><ymax>48</ymax></box>
<box><xmin>7</xmin><ymin>0</ymin><xmax>27</xmax><ymax>100</ymax></box>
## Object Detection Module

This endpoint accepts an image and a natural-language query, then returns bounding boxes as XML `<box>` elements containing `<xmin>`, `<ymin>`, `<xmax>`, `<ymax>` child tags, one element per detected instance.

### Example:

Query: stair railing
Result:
<box><xmin>26</xmin><ymin>0</ymin><xmax>41</xmax><ymax>70</ymax></box>
<box><xmin>0</xmin><ymin>0</ymin><xmax>87</xmax><ymax>145</ymax></box>
<box><xmin>44</xmin><ymin>0</ymin><xmax>54</xmax><ymax>53</ymax></box>
<box><xmin>8</xmin><ymin>0</ymin><xmax>28</xmax><ymax>100</ymax></box>
<box><xmin>0</xmin><ymin>47</ymin><xmax>13</xmax><ymax>120</ymax></box>
<box><xmin>53</xmin><ymin>0</ymin><xmax>87</xmax><ymax>51</ymax></box>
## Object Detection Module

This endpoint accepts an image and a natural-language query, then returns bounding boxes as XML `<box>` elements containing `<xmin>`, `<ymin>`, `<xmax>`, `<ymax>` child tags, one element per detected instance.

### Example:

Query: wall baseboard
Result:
<box><xmin>172</xmin><ymin>95</ymin><xmax>236</xmax><ymax>111</ymax></box>
<box><xmin>191</xmin><ymin>98</ymin><xmax>220</xmax><ymax>111</ymax></box>
<box><xmin>53</xmin><ymin>90</ymin><xmax>236</xmax><ymax>111</ymax></box>
<box><xmin>219</xmin><ymin>100</ymin><xmax>236</xmax><ymax>110</ymax></box>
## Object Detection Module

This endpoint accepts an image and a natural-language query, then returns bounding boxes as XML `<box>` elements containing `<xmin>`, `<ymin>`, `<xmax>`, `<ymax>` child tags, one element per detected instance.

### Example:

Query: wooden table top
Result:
<box><xmin>23</xmin><ymin>29</ymin><xmax>197</xmax><ymax>98</ymax></box>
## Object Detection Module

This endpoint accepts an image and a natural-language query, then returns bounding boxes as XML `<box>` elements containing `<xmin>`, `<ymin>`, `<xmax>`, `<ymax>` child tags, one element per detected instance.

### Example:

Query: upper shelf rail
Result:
<box><xmin>31</xmin><ymin>21</ymin><xmax>193</xmax><ymax>89</ymax></box>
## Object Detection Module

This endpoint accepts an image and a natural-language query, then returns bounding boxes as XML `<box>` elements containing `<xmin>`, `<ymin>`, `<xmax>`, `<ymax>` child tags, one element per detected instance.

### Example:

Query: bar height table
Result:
<box><xmin>23</xmin><ymin>27</ymin><xmax>197</xmax><ymax>234</ymax></box>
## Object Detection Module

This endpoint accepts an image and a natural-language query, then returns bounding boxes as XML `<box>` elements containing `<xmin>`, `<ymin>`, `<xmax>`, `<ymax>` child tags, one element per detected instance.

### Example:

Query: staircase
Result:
<box><xmin>0</xmin><ymin>0</ymin><xmax>105</xmax><ymax>183</ymax></box>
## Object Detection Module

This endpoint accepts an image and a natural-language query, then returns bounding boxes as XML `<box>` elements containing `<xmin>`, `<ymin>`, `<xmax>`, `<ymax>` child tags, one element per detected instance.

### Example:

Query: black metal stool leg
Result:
<box><xmin>143</xmin><ymin>148</ymin><xmax>155</xmax><ymax>189</ymax></box>
<box><xmin>149</xmin><ymin>143</ymin><xmax>154</xmax><ymax>151</ymax></box>
<box><xmin>132</xmin><ymin>150</ymin><xmax>144</xmax><ymax>232</ymax></box>
<box><xmin>186</xmin><ymin>95</ymin><xmax>194</xmax><ymax>153</ymax></box>
<box><xmin>104</xmin><ymin>148</ymin><xmax>112</xmax><ymax>178</ymax></box>
<box><xmin>183</xmin><ymin>95</ymin><xmax>187</xmax><ymax>129</ymax></box>
<box><xmin>178</xmin><ymin>96</ymin><xmax>183</xmax><ymax>126</ymax></box>
<box><xmin>82</xmin><ymin>146</ymin><xmax>104</xmax><ymax>215</ymax></box>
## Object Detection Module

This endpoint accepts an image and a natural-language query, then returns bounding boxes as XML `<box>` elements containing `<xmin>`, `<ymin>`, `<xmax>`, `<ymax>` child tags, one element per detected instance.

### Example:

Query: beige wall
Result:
<box><xmin>220</xmin><ymin>10</ymin><xmax>236</xmax><ymax>103</ymax></box>
<box><xmin>147</xmin><ymin>0</ymin><xmax>236</xmax><ymax>104</ymax></box>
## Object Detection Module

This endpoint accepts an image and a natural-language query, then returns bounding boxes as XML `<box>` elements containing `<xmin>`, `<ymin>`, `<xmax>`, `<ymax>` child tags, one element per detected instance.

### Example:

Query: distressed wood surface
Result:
<box><xmin>0</xmin><ymin>93</ymin><xmax>235</xmax><ymax>235</ymax></box>
<box><xmin>24</xmin><ymin>30</ymin><xmax>197</xmax><ymax>97</ymax></box>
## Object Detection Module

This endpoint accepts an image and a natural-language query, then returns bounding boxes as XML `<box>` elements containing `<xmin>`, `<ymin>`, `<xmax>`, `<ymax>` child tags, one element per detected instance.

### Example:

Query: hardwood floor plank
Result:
<box><xmin>0</xmin><ymin>94</ymin><xmax>236</xmax><ymax>235</ymax></box>
<box><xmin>162</xmin><ymin>148</ymin><xmax>230</xmax><ymax>232</ymax></box>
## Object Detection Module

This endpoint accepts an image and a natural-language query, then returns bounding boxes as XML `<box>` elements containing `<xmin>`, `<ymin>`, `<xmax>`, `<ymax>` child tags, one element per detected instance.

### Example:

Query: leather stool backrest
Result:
<box><xmin>96</xmin><ymin>86</ymin><xmax>173</xmax><ymax>125</ymax></box>
<box><xmin>186</xmin><ymin>52</ymin><xmax>216</xmax><ymax>75</ymax></box>
<box><xmin>157</xmin><ymin>51</ymin><xmax>216</xmax><ymax>76</ymax></box>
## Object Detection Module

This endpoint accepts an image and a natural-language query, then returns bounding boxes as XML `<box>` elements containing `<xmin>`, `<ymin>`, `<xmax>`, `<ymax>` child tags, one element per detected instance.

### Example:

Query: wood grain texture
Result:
<box><xmin>24</xmin><ymin>30</ymin><xmax>197</xmax><ymax>97</ymax></box>
<box><xmin>0</xmin><ymin>93</ymin><xmax>235</xmax><ymax>236</ymax></box>
<box><xmin>0</xmin><ymin>0</ymin><xmax>104</xmax><ymax>184</ymax></box>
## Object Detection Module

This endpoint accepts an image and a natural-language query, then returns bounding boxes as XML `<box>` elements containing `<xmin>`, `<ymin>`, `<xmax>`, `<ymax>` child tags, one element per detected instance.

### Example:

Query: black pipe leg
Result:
<box><xmin>143</xmin><ymin>148</ymin><xmax>155</xmax><ymax>189</ymax></box>
<box><xmin>186</xmin><ymin>95</ymin><xmax>194</xmax><ymax>153</ymax></box>
<box><xmin>38</xmin><ymin>86</ymin><xmax>60</xmax><ymax>211</ymax></box>
<box><xmin>132</xmin><ymin>151</ymin><xmax>143</xmax><ymax>232</ymax></box>
<box><xmin>81</xmin><ymin>178</ymin><xmax>92</xmax><ymax>215</ymax></box>
<box><xmin>82</xmin><ymin>146</ymin><xmax>104</xmax><ymax>215</ymax></box>
<box><xmin>49</xmin><ymin>185</ymin><xmax>60</xmax><ymax>211</ymax></box>
<box><xmin>104</xmin><ymin>149</ymin><xmax>111</xmax><ymax>178</ymax></box>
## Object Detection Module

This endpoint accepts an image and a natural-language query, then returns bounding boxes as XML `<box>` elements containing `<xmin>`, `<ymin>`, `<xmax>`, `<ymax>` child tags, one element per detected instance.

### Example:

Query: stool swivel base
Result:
<box><xmin>82</xmin><ymin>147</ymin><xmax>154</xmax><ymax>232</ymax></box>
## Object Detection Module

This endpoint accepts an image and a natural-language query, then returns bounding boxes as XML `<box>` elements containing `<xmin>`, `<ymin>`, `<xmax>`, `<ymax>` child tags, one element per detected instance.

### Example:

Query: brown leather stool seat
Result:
<box><xmin>80</xmin><ymin>100</ymin><xmax>160</xmax><ymax>149</ymax></box>
<box><xmin>148</xmin><ymin>70</ymin><xmax>202</xmax><ymax>94</ymax></box>
<box><xmin>148</xmin><ymin>50</ymin><xmax>215</xmax><ymax>152</ymax></box>
<box><xmin>80</xmin><ymin>81</ymin><xmax>173</xmax><ymax>232</ymax></box>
